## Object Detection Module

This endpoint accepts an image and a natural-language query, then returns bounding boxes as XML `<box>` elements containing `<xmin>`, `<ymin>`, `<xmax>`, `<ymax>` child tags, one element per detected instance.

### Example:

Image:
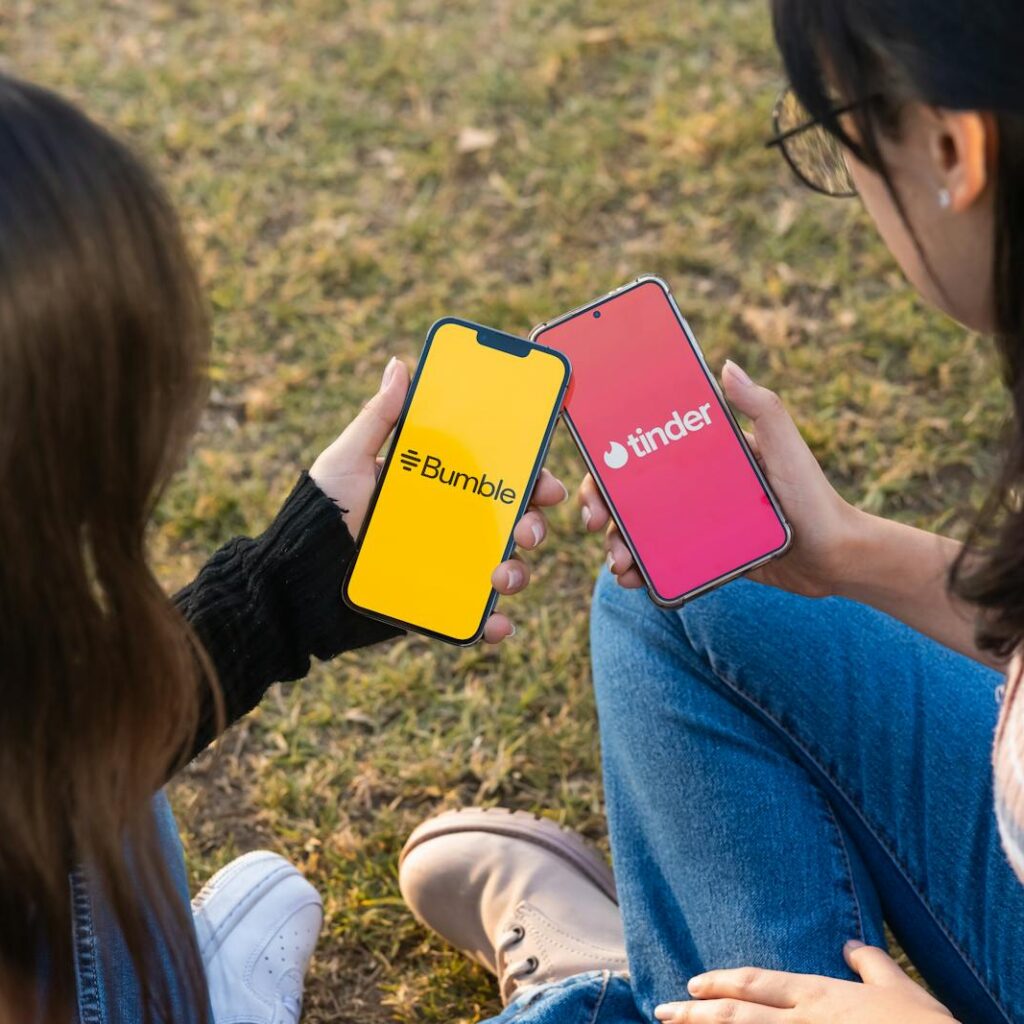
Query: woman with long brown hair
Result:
<box><xmin>0</xmin><ymin>71</ymin><xmax>566</xmax><ymax>1023</ymax></box>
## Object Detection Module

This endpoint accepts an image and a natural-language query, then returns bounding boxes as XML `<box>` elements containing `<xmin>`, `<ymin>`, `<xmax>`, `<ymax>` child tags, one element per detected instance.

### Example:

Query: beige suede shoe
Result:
<box><xmin>399</xmin><ymin>808</ymin><xmax>629</xmax><ymax>1004</ymax></box>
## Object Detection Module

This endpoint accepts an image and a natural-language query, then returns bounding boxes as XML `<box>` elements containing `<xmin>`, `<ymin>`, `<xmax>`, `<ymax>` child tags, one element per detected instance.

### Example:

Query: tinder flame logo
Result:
<box><xmin>602</xmin><ymin>404</ymin><xmax>714</xmax><ymax>470</ymax></box>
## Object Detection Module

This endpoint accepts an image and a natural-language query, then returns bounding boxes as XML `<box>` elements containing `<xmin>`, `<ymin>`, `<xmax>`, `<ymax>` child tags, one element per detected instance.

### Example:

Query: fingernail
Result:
<box><xmin>581</xmin><ymin>505</ymin><xmax>592</xmax><ymax>528</ymax></box>
<box><xmin>724</xmin><ymin>359</ymin><xmax>753</xmax><ymax>387</ymax></box>
<box><xmin>607</xmin><ymin>552</ymin><xmax>617</xmax><ymax>572</ymax></box>
<box><xmin>506</xmin><ymin>567</ymin><xmax>523</xmax><ymax>589</ymax></box>
<box><xmin>381</xmin><ymin>356</ymin><xmax>398</xmax><ymax>389</ymax></box>
<box><xmin>507</xmin><ymin>623</ymin><xmax>517</xmax><ymax>638</ymax></box>
<box><xmin>654</xmin><ymin>1005</ymin><xmax>678</xmax><ymax>1021</ymax></box>
<box><xmin>559</xmin><ymin>481</ymin><xmax>570</xmax><ymax>502</ymax></box>
<box><xmin>687</xmin><ymin>975</ymin><xmax>706</xmax><ymax>995</ymax></box>
<box><xmin>531</xmin><ymin>521</ymin><xmax>544</xmax><ymax>547</ymax></box>
<box><xmin>844</xmin><ymin>939</ymin><xmax>865</xmax><ymax>953</ymax></box>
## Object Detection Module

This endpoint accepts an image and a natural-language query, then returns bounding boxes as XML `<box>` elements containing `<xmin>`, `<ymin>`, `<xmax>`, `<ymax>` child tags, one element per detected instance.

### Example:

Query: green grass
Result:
<box><xmin>8</xmin><ymin>1</ymin><xmax>1006</xmax><ymax>1019</ymax></box>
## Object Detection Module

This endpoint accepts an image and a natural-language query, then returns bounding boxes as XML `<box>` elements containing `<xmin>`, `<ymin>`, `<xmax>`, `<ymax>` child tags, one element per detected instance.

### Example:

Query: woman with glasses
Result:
<box><xmin>399</xmin><ymin>2</ymin><xmax>1024</xmax><ymax>1023</ymax></box>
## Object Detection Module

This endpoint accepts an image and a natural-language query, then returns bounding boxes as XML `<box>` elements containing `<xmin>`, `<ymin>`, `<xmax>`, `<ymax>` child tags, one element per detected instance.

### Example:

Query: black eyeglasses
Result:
<box><xmin>766</xmin><ymin>87</ymin><xmax>860</xmax><ymax>199</ymax></box>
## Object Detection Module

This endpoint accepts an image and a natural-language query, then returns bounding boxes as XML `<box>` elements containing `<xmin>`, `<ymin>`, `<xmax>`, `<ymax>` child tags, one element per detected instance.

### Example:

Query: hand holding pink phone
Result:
<box><xmin>710</xmin><ymin>358</ymin><xmax>858</xmax><ymax>600</ymax></box>
<box><xmin>533</xmin><ymin>277</ymin><xmax>792</xmax><ymax>607</ymax></box>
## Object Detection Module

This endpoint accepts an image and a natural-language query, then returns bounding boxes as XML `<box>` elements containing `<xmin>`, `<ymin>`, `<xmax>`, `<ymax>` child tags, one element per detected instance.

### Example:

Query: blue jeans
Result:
<box><xmin>70</xmin><ymin>791</ymin><xmax>209</xmax><ymax>1023</ymax></box>
<box><xmin>487</xmin><ymin>573</ymin><xmax>1024</xmax><ymax>1024</ymax></box>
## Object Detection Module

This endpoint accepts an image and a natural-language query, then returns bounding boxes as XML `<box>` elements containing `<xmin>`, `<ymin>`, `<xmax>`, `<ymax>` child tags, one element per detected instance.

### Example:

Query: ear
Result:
<box><xmin>930</xmin><ymin>110</ymin><xmax>995</xmax><ymax>213</ymax></box>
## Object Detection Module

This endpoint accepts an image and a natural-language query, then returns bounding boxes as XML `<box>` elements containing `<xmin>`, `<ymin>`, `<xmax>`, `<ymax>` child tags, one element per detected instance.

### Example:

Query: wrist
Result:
<box><xmin>829</xmin><ymin>503</ymin><xmax>879</xmax><ymax>600</ymax></box>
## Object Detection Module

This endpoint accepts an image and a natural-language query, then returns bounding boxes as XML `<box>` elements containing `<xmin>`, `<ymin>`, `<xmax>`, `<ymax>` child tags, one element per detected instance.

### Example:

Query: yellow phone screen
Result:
<box><xmin>345</xmin><ymin>320</ymin><xmax>570</xmax><ymax>644</ymax></box>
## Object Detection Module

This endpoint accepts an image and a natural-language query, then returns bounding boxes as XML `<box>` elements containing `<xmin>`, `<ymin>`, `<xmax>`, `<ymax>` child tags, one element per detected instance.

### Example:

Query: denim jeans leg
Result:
<box><xmin>479</xmin><ymin>973</ymin><xmax>643</xmax><ymax>1024</ymax></box>
<box><xmin>71</xmin><ymin>790</ymin><xmax>210</xmax><ymax>1024</ymax></box>
<box><xmin>591</xmin><ymin>570</ymin><xmax>1021</xmax><ymax>1024</ymax></box>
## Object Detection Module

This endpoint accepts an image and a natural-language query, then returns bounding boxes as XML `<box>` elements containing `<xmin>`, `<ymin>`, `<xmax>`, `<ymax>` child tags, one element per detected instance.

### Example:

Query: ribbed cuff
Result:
<box><xmin>253</xmin><ymin>473</ymin><xmax>402</xmax><ymax>660</ymax></box>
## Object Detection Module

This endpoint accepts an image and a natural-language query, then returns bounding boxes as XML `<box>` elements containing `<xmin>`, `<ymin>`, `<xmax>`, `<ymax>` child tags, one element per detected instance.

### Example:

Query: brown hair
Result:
<box><xmin>0</xmin><ymin>73</ymin><xmax>214</xmax><ymax>1021</ymax></box>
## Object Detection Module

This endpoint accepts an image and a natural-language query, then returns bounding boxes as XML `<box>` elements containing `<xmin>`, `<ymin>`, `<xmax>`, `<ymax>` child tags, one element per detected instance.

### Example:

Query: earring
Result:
<box><xmin>939</xmin><ymin>188</ymin><xmax>952</xmax><ymax>210</ymax></box>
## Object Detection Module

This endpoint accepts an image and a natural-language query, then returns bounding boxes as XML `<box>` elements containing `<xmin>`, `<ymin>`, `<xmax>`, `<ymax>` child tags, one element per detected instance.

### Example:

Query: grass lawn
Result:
<box><xmin>8</xmin><ymin>0</ymin><xmax>1007</xmax><ymax>1019</ymax></box>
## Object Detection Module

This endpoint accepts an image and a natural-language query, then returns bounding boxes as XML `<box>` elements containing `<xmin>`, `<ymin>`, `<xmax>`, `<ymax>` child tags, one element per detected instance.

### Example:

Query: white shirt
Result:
<box><xmin>996</xmin><ymin>657</ymin><xmax>1024</xmax><ymax>881</ymax></box>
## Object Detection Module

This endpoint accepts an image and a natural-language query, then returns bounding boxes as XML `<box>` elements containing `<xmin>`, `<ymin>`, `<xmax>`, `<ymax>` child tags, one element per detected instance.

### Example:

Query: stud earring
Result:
<box><xmin>939</xmin><ymin>188</ymin><xmax>952</xmax><ymax>210</ymax></box>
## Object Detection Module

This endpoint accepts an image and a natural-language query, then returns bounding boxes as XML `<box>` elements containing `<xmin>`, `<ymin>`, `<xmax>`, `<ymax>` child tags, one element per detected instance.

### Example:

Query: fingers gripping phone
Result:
<box><xmin>532</xmin><ymin>277</ymin><xmax>791</xmax><ymax>607</ymax></box>
<box><xmin>344</xmin><ymin>319</ymin><xmax>571</xmax><ymax>645</ymax></box>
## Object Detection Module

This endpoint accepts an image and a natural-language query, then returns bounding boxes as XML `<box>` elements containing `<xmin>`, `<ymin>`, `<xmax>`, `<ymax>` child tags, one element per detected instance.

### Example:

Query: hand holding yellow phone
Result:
<box><xmin>343</xmin><ymin>319</ymin><xmax>571</xmax><ymax>645</ymax></box>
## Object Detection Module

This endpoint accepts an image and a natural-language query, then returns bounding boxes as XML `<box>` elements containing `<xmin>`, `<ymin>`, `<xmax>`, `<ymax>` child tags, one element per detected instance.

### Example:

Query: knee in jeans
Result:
<box><xmin>592</xmin><ymin>570</ymin><xmax>804</xmax><ymax>683</ymax></box>
<box><xmin>592</xmin><ymin>567</ymin><xmax>762</xmax><ymax>645</ymax></box>
<box><xmin>592</xmin><ymin>566</ymin><xmax>659</xmax><ymax>623</ymax></box>
<box><xmin>676</xmin><ymin>576</ymin><xmax>831</xmax><ymax>665</ymax></box>
<box><xmin>590</xmin><ymin>569</ymin><xmax>685</xmax><ymax>655</ymax></box>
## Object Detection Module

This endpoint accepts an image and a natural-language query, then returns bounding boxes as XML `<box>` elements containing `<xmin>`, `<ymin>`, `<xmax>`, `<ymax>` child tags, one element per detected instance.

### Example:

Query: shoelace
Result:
<box><xmin>497</xmin><ymin>924</ymin><xmax>539</xmax><ymax>984</ymax></box>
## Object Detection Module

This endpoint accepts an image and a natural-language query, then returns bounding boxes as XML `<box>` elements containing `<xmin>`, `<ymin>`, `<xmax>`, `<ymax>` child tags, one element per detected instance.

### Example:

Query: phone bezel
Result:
<box><xmin>342</xmin><ymin>317</ymin><xmax>572</xmax><ymax>645</ymax></box>
<box><xmin>531</xmin><ymin>275</ymin><xmax>793</xmax><ymax>609</ymax></box>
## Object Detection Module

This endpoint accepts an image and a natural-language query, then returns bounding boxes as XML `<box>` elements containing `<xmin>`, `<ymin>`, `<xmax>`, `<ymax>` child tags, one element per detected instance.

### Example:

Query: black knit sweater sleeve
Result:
<box><xmin>174</xmin><ymin>473</ymin><xmax>400</xmax><ymax>760</ymax></box>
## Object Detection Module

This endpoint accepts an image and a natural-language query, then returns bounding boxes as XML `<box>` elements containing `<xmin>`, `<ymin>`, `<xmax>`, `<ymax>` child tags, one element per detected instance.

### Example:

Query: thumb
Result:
<box><xmin>340</xmin><ymin>356</ymin><xmax>410</xmax><ymax>458</ymax></box>
<box><xmin>844</xmin><ymin>942</ymin><xmax>909</xmax><ymax>987</ymax></box>
<box><xmin>721</xmin><ymin>360</ymin><xmax>808</xmax><ymax>467</ymax></box>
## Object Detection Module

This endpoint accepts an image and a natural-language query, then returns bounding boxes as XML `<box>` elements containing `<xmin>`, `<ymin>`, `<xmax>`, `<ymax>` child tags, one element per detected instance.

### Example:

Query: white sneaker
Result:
<box><xmin>192</xmin><ymin>850</ymin><xmax>323</xmax><ymax>1024</ymax></box>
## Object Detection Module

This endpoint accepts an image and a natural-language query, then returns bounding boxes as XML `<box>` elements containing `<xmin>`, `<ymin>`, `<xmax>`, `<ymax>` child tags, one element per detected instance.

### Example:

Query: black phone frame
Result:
<box><xmin>342</xmin><ymin>317</ymin><xmax>572</xmax><ymax>645</ymax></box>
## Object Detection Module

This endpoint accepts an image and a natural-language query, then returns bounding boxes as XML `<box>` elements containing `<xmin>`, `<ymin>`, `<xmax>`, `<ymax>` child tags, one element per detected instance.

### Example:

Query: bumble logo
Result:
<box><xmin>602</xmin><ymin>404</ymin><xmax>714</xmax><ymax>471</ymax></box>
<box><xmin>399</xmin><ymin>449</ymin><xmax>517</xmax><ymax>505</ymax></box>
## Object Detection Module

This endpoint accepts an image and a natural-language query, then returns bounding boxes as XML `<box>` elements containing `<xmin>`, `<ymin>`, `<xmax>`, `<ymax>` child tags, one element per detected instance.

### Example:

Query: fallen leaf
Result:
<box><xmin>775</xmin><ymin>199</ymin><xmax>798</xmax><ymax>235</ymax></box>
<box><xmin>243</xmin><ymin>385</ymin><xmax>277</xmax><ymax>421</ymax></box>
<box><xmin>581</xmin><ymin>26</ymin><xmax>618</xmax><ymax>46</ymax></box>
<box><xmin>741</xmin><ymin>306</ymin><xmax>793</xmax><ymax>347</ymax></box>
<box><xmin>344</xmin><ymin>709</ymin><xmax>377</xmax><ymax>731</ymax></box>
<box><xmin>456</xmin><ymin>126</ymin><xmax>497</xmax><ymax>154</ymax></box>
<box><xmin>538</xmin><ymin>52</ymin><xmax>563</xmax><ymax>87</ymax></box>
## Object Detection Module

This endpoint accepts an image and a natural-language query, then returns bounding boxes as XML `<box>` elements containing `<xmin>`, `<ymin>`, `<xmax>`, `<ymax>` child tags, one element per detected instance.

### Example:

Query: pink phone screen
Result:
<box><xmin>538</xmin><ymin>280</ymin><xmax>789</xmax><ymax>603</ymax></box>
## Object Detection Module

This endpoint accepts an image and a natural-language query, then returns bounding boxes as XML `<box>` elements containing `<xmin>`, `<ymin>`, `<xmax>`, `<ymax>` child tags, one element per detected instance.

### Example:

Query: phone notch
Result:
<box><xmin>475</xmin><ymin>325</ymin><xmax>532</xmax><ymax>358</ymax></box>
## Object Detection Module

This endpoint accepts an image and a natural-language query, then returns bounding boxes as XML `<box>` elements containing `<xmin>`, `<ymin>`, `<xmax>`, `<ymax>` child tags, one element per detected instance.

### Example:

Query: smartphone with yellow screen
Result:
<box><xmin>343</xmin><ymin>319</ymin><xmax>571</xmax><ymax>645</ymax></box>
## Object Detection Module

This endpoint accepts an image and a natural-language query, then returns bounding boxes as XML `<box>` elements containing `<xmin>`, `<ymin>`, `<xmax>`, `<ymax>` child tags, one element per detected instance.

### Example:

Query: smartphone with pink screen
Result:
<box><xmin>532</xmin><ymin>276</ymin><xmax>792</xmax><ymax>607</ymax></box>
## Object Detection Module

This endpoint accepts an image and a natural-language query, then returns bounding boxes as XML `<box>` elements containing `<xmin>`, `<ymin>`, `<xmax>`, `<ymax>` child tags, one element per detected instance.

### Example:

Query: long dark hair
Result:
<box><xmin>0</xmin><ymin>74</ymin><xmax>213</xmax><ymax>1021</ymax></box>
<box><xmin>771</xmin><ymin>0</ymin><xmax>1024</xmax><ymax>659</ymax></box>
